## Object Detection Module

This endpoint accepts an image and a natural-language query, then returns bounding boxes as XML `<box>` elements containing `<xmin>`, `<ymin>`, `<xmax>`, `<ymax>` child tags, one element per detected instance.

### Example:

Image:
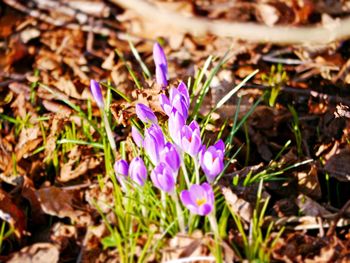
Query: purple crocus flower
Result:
<box><xmin>181</xmin><ymin>120</ymin><xmax>201</xmax><ymax>156</ymax></box>
<box><xmin>151</xmin><ymin>162</ymin><xmax>175</xmax><ymax>193</ymax></box>
<box><xmin>168</xmin><ymin>109</ymin><xmax>185</xmax><ymax>146</ymax></box>
<box><xmin>135</xmin><ymin>103</ymin><xmax>158</xmax><ymax>124</ymax></box>
<box><xmin>176</xmin><ymin>82</ymin><xmax>190</xmax><ymax>108</ymax></box>
<box><xmin>90</xmin><ymin>79</ymin><xmax>104</xmax><ymax>108</ymax></box>
<box><xmin>156</xmin><ymin>66</ymin><xmax>168</xmax><ymax>88</ymax></box>
<box><xmin>129</xmin><ymin>157</ymin><xmax>147</xmax><ymax>186</ymax></box>
<box><xmin>160</xmin><ymin>142</ymin><xmax>180</xmax><ymax>173</ymax></box>
<box><xmin>159</xmin><ymin>82</ymin><xmax>189</xmax><ymax>119</ymax></box>
<box><xmin>170</xmin><ymin>93</ymin><xmax>188</xmax><ymax>120</ymax></box>
<box><xmin>159</xmin><ymin>94</ymin><xmax>172</xmax><ymax>116</ymax></box>
<box><xmin>199</xmin><ymin>141</ymin><xmax>225</xmax><ymax>183</ymax></box>
<box><xmin>131</xmin><ymin>126</ymin><xmax>143</xmax><ymax>148</ymax></box>
<box><xmin>213</xmin><ymin>139</ymin><xmax>225</xmax><ymax>155</ymax></box>
<box><xmin>169</xmin><ymin>82</ymin><xmax>190</xmax><ymax>109</ymax></box>
<box><xmin>143</xmin><ymin>124</ymin><xmax>165</xmax><ymax>165</ymax></box>
<box><xmin>180</xmin><ymin>183</ymin><xmax>214</xmax><ymax>216</ymax></box>
<box><xmin>153</xmin><ymin>42</ymin><xmax>168</xmax><ymax>88</ymax></box>
<box><xmin>114</xmin><ymin>159</ymin><xmax>129</xmax><ymax>188</ymax></box>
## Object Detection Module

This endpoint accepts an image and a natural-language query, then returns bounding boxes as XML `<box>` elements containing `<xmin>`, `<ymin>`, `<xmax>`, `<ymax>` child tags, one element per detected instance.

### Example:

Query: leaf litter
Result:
<box><xmin>0</xmin><ymin>0</ymin><xmax>350</xmax><ymax>262</ymax></box>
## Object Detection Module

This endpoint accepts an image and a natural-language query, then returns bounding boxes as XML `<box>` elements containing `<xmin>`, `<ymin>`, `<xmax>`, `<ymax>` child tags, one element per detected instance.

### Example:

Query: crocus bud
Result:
<box><xmin>129</xmin><ymin>157</ymin><xmax>147</xmax><ymax>186</ymax></box>
<box><xmin>90</xmin><ymin>79</ymin><xmax>104</xmax><ymax>108</ymax></box>
<box><xmin>181</xmin><ymin>120</ymin><xmax>201</xmax><ymax>156</ymax></box>
<box><xmin>153</xmin><ymin>42</ymin><xmax>168</xmax><ymax>88</ymax></box>
<box><xmin>213</xmin><ymin>139</ymin><xmax>225</xmax><ymax>155</ymax></box>
<box><xmin>131</xmin><ymin>126</ymin><xmax>143</xmax><ymax>148</ymax></box>
<box><xmin>135</xmin><ymin>103</ymin><xmax>158</xmax><ymax>124</ymax></box>
<box><xmin>156</xmin><ymin>65</ymin><xmax>168</xmax><ymax>88</ymax></box>
<box><xmin>151</xmin><ymin>162</ymin><xmax>175</xmax><ymax>193</ymax></box>
<box><xmin>171</xmin><ymin>93</ymin><xmax>188</xmax><ymax>120</ymax></box>
<box><xmin>199</xmin><ymin>143</ymin><xmax>225</xmax><ymax>183</ymax></box>
<box><xmin>170</xmin><ymin>82</ymin><xmax>190</xmax><ymax>109</ymax></box>
<box><xmin>176</xmin><ymin>82</ymin><xmax>190</xmax><ymax>108</ymax></box>
<box><xmin>143</xmin><ymin>124</ymin><xmax>165</xmax><ymax>165</ymax></box>
<box><xmin>168</xmin><ymin>109</ymin><xmax>185</xmax><ymax>146</ymax></box>
<box><xmin>114</xmin><ymin>159</ymin><xmax>129</xmax><ymax>189</ymax></box>
<box><xmin>160</xmin><ymin>142</ymin><xmax>180</xmax><ymax>173</ymax></box>
<box><xmin>180</xmin><ymin>183</ymin><xmax>214</xmax><ymax>216</ymax></box>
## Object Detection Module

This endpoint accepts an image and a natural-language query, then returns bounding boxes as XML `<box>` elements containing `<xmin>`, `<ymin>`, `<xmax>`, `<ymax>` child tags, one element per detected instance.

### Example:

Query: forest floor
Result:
<box><xmin>0</xmin><ymin>0</ymin><xmax>350</xmax><ymax>262</ymax></box>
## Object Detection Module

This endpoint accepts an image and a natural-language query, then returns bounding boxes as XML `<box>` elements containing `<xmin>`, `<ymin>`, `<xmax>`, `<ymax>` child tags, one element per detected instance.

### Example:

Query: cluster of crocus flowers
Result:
<box><xmin>91</xmin><ymin>41</ymin><xmax>224</xmax><ymax>260</ymax></box>
<box><xmin>111</xmin><ymin>42</ymin><xmax>225</xmax><ymax>220</ymax></box>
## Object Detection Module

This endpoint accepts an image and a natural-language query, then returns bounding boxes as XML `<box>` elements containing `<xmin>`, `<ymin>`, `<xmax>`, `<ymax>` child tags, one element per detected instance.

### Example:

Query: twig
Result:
<box><xmin>326</xmin><ymin>199</ymin><xmax>350</xmax><ymax>237</ymax></box>
<box><xmin>110</xmin><ymin>0</ymin><xmax>350</xmax><ymax>44</ymax></box>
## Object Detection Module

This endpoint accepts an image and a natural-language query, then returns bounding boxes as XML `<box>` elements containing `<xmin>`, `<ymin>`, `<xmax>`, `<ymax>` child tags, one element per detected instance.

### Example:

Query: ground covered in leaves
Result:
<box><xmin>1</xmin><ymin>0</ymin><xmax>350</xmax><ymax>262</ymax></box>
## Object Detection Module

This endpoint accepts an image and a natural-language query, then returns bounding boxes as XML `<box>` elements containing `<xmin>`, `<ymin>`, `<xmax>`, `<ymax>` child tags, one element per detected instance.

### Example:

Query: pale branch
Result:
<box><xmin>109</xmin><ymin>0</ymin><xmax>350</xmax><ymax>44</ymax></box>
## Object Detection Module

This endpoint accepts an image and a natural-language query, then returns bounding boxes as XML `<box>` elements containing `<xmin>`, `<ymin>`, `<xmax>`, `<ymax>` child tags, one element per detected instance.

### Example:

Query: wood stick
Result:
<box><xmin>110</xmin><ymin>0</ymin><xmax>350</xmax><ymax>44</ymax></box>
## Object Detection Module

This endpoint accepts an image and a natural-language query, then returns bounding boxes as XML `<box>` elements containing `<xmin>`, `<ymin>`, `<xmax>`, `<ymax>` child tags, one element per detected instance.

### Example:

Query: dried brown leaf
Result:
<box><xmin>324</xmin><ymin>149</ymin><xmax>350</xmax><ymax>182</ymax></box>
<box><xmin>296</xmin><ymin>194</ymin><xmax>331</xmax><ymax>217</ymax></box>
<box><xmin>58</xmin><ymin>146</ymin><xmax>101</xmax><ymax>182</ymax></box>
<box><xmin>255</xmin><ymin>4</ymin><xmax>279</xmax><ymax>26</ymax></box>
<box><xmin>7</xmin><ymin>243</ymin><xmax>59</xmax><ymax>263</ymax></box>
<box><xmin>35</xmin><ymin>186</ymin><xmax>80</xmax><ymax>221</ymax></box>
<box><xmin>296</xmin><ymin>164</ymin><xmax>322</xmax><ymax>199</ymax></box>
<box><xmin>222</xmin><ymin>186</ymin><xmax>252</xmax><ymax>223</ymax></box>
<box><xmin>0</xmin><ymin>189</ymin><xmax>26</xmax><ymax>238</ymax></box>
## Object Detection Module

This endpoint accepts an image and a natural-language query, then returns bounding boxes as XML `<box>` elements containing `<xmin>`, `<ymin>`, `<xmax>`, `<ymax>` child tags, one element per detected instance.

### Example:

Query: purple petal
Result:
<box><xmin>156</xmin><ymin>65</ymin><xmax>168</xmax><ymax>88</ymax></box>
<box><xmin>198</xmin><ymin>204</ymin><xmax>212</xmax><ymax>216</ymax></box>
<box><xmin>131</xmin><ymin>126</ymin><xmax>143</xmax><ymax>148</ymax></box>
<box><xmin>188</xmin><ymin>184</ymin><xmax>205</xmax><ymax>204</ymax></box>
<box><xmin>172</xmin><ymin>95</ymin><xmax>188</xmax><ymax>120</ymax></box>
<box><xmin>214</xmin><ymin>139</ymin><xmax>225</xmax><ymax>152</ymax></box>
<box><xmin>129</xmin><ymin>157</ymin><xmax>147</xmax><ymax>186</ymax></box>
<box><xmin>135</xmin><ymin>103</ymin><xmax>158</xmax><ymax>124</ymax></box>
<box><xmin>90</xmin><ymin>79</ymin><xmax>104</xmax><ymax>108</ymax></box>
<box><xmin>114</xmin><ymin>159</ymin><xmax>129</xmax><ymax>176</ymax></box>
<box><xmin>159</xmin><ymin>94</ymin><xmax>172</xmax><ymax>116</ymax></box>
<box><xmin>180</xmin><ymin>190</ymin><xmax>194</xmax><ymax>206</ymax></box>
<box><xmin>168</xmin><ymin>109</ymin><xmax>185</xmax><ymax>146</ymax></box>
<box><xmin>153</xmin><ymin>42</ymin><xmax>167</xmax><ymax>69</ymax></box>
<box><xmin>160</xmin><ymin>142</ymin><xmax>180</xmax><ymax>173</ymax></box>
<box><xmin>177</xmin><ymin>82</ymin><xmax>190</xmax><ymax>107</ymax></box>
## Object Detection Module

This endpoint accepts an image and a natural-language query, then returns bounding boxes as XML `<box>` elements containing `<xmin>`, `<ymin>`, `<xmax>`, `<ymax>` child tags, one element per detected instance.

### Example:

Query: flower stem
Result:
<box><xmin>181</xmin><ymin>160</ymin><xmax>191</xmax><ymax>188</ymax></box>
<box><xmin>171</xmin><ymin>191</ymin><xmax>185</xmax><ymax>233</ymax></box>
<box><xmin>208</xmin><ymin>210</ymin><xmax>223</xmax><ymax>263</ymax></box>
<box><xmin>193</xmin><ymin>157</ymin><xmax>200</xmax><ymax>184</ymax></box>
<box><xmin>102</xmin><ymin>111</ymin><xmax>117</xmax><ymax>157</ymax></box>
<box><xmin>161</xmin><ymin>191</ymin><xmax>166</xmax><ymax>231</ymax></box>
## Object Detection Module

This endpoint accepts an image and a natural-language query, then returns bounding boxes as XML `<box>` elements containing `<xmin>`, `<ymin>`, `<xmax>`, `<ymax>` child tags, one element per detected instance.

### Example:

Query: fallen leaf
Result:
<box><xmin>7</xmin><ymin>243</ymin><xmax>59</xmax><ymax>263</ymax></box>
<box><xmin>0</xmin><ymin>189</ymin><xmax>26</xmax><ymax>238</ymax></box>
<box><xmin>221</xmin><ymin>186</ymin><xmax>252</xmax><ymax>223</ymax></box>
<box><xmin>255</xmin><ymin>4</ymin><xmax>279</xmax><ymax>26</ymax></box>
<box><xmin>58</xmin><ymin>146</ymin><xmax>101</xmax><ymax>182</ymax></box>
<box><xmin>296</xmin><ymin>164</ymin><xmax>322</xmax><ymax>199</ymax></box>
<box><xmin>324</xmin><ymin>149</ymin><xmax>350</xmax><ymax>182</ymax></box>
<box><xmin>35</xmin><ymin>186</ymin><xmax>79</xmax><ymax>221</ymax></box>
<box><xmin>296</xmin><ymin>194</ymin><xmax>331</xmax><ymax>217</ymax></box>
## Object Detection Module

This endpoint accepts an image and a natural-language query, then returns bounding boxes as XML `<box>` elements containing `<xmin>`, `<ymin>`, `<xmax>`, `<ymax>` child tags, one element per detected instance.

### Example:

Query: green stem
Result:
<box><xmin>193</xmin><ymin>157</ymin><xmax>200</xmax><ymax>184</ymax></box>
<box><xmin>181</xmin><ymin>160</ymin><xmax>191</xmax><ymax>188</ymax></box>
<box><xmin>208</xmin><ymin>210</ymin><xmax>223</xmax><ymax>263</ymax></box>
<box><xmin>171</xmin><ymin>192</ymin><xmax>185</xmax><ymax>233</ymax></box>
<box><xmin>102</xmin><ymin>111</ymin><xmax>117</xmax><ymax>157</ymax></box>
<box><xmin>161</xmin><ymin>191</ymin><xmax>166</xmax><ymax>231</ymax></box>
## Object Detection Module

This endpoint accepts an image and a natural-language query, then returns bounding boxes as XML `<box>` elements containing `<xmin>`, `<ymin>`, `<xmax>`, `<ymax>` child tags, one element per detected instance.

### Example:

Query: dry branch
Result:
<box><xmin>110</xmin><ymin>0</ymin><xmax>350</xmax><ymax>44</ymax></box>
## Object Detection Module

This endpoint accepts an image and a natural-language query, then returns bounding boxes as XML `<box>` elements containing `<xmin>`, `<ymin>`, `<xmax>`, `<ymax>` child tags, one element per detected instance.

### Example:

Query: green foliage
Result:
<box><xmin>228</xmin><ymin>181</ymin><xmax>284</xmax><ymax>262</ymax></box>
<box><xmin>261</xmin><ymin>64</ymin><xmax>288</xmax><ymax>107</ymax></box>
<box><xmin>288</xmin><ymin>105</ymin><xmax>303</xmax><ymax>157</ymax></box>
